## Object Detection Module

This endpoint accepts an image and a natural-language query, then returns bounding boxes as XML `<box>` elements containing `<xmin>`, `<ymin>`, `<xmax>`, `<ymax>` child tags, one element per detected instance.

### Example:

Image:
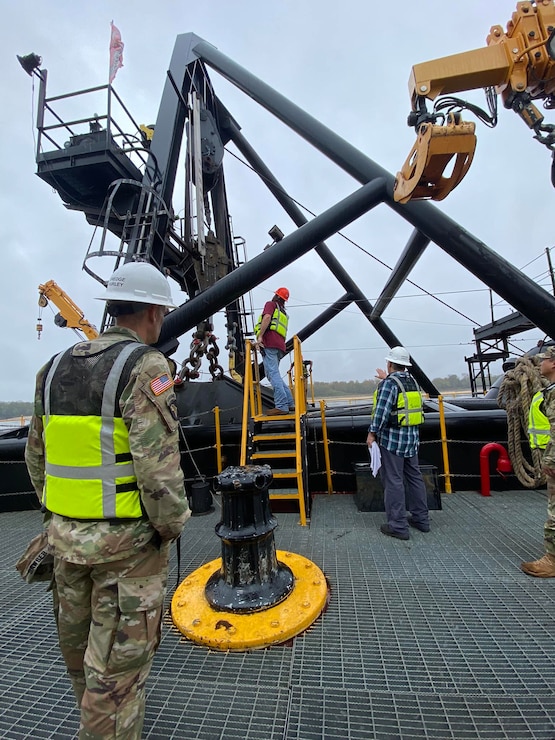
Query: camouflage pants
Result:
<box><xmin>54</xmin><ymin>542</ymin><xmax>169</xmax><ymax>740</ymax></box>
<box><xmin>545</xmin><ymin>474</ymin><xmax>555</xmax><ymax>555</ymax></box>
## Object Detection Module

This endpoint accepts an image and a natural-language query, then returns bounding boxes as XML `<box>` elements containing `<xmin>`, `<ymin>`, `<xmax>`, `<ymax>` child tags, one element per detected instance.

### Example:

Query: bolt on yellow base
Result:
<box><xmin>171</xmin><ymin>550</ymin><xmax>328</xmax><ymax>651</ymax></box>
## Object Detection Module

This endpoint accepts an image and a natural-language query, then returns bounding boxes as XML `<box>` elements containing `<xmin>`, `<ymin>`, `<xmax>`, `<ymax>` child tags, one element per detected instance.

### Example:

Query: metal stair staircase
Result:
<box><xmin>240</xmin><ymin>336</ymin><xmax>309</xmax><ymax>525</ymax></box>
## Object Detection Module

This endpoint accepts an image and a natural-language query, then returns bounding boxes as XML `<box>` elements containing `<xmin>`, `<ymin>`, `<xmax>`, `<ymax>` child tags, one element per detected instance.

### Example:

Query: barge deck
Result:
<box><xmin>1</xmin><ymin>489</ymin><xmax>554</xmax><ymax>739</ymax></box>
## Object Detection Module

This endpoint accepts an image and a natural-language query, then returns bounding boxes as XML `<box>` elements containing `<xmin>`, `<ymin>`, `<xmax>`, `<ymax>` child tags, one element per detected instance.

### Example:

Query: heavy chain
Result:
<box><xmin>178</xmin><ymin>320</ymin><xmax>224</xmax><ymax>381</ymax></box>
<box><xmin>225</xmin><ymin>321</ymin><xmax>237</xmax><ymax>356</ymax></box>
<box><xmin>534</xmin><ymin>121</ymin><xmax>555</xmax><ymax>150</ymax></box>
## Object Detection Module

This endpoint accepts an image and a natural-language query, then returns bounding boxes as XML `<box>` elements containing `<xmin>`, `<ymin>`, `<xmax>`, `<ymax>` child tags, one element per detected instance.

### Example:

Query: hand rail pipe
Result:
<box><xmin>480</xmin><ymin>443</ymin><xmax>512</xmax><ymax>497</ymax></box>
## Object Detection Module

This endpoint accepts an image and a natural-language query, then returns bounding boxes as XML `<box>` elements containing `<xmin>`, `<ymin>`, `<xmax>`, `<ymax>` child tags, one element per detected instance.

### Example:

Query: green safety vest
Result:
<box><xmin>42</xmin><ymin>341</ymin><xmax>153</xmax><ymax>520</ymax></box>
<box><xmin>255</xmin><ymin>304</ymin><xmax>288</xmax><ymax>339</ymax></box>
<box><xmin>528</xmin><ymin>389</ymin><xmax>550</xmax><ymax>450</ymax></box>
<box><xmin>372</xmin><ymin>374</ymin><xmax>424</xmax><ymax>427</ymax></box>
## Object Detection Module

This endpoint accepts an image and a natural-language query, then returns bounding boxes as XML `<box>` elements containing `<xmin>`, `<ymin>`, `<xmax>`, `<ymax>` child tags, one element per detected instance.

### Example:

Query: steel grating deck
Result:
<box><xmin>1</xmin><ymin>489</ymin><xmax>554</xmax><ymax>740</ymax></box>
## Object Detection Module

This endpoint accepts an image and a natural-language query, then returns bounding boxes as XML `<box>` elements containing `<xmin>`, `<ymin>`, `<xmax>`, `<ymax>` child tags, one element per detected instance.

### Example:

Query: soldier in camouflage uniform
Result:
<box><xmin>25</xmin><ymin>262</ymin><xmax>190</xmax><ymax>739</ymax></box>
<box><xmin>521</xmin><ymin>345</ymin><xmax>555</xmax><ymax>577</ymax></box>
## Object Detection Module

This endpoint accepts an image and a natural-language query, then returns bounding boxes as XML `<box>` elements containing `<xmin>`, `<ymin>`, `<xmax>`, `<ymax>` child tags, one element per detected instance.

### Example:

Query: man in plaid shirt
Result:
<box><xmin>366</xmin><ymin>346</ymin><xmax>430</xmax><ymax>540</ymax></box>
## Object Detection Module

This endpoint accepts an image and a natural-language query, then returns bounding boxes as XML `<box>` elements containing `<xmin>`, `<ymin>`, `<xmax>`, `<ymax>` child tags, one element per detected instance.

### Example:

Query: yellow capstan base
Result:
<box><xmin>171</xmin><ymin>550</ymin><xmax>328</xmax><ymax>651</ymax></box>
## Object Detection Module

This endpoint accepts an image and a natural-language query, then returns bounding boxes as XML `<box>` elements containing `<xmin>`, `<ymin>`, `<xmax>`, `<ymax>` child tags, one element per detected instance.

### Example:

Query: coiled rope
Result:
<box><xmin>496</xmin><ymin>357</ymin><xmax>545</xmax><ymax>488</ymax></box>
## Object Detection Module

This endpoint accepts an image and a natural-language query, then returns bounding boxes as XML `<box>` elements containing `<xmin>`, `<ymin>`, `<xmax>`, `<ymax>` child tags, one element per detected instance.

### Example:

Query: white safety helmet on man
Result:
<box><xmin>385</xmin><ymin>346</ymin><xmax>412</xmax><ymax>367</ymax></box>
<box><xmin>96</xmin><ymin>261</ymin><xmax>177</xmax><ymax>308</ymax></box>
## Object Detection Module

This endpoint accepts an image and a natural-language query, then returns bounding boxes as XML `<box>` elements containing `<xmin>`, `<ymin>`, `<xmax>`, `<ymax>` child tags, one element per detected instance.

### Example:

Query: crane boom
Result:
<box><xmin>37</xmin><ymin>280</ymin><xmax>98</xmax><ymax>340</ymax></box>
<box><xmin>395</xmin><ymin>0</ymin><xmax>555</xmax><ymax>203</ymax></box>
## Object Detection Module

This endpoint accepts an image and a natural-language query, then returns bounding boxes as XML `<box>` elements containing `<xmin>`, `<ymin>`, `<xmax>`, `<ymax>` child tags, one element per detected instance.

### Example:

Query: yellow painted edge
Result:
<box><xmin>171</xmin><ymin>550</ymin><xmax>328</xmax><ymax>651</ymax></box>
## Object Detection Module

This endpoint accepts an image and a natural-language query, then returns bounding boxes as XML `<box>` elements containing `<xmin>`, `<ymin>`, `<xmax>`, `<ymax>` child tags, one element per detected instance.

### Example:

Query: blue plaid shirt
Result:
<box><xmin>369</xmin><ymin>371</ymin><xmax>420</xmax><ymax>458</ymax></box>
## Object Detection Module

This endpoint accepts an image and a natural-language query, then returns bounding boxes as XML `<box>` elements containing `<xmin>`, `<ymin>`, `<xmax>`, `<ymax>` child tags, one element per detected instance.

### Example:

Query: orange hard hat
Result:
<box><xmin>275</xmin><ymin>287</ymin><xmax>289</xmax><ymax>301</ymax></box>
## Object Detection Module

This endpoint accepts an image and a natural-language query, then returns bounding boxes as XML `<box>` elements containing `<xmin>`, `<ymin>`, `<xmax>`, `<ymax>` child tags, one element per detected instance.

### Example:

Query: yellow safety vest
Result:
<box><xmin>528</xmin><ymin>390</ymin><xmax>550</xmax><ymax>450</ymax></box>
<box><xmin>372</xmin><ymin>374</ymin><xmax>424</xmax><ymax>427</ymax></box>
<box><xmin>255</xmin><ymin>304</ymin><xmax>288</xmax><ymax>339</ymax></box>
<box><xmin>42</xmin><ymin>341</ymin><xmax>151</xmax><ymax>520</ymax></box>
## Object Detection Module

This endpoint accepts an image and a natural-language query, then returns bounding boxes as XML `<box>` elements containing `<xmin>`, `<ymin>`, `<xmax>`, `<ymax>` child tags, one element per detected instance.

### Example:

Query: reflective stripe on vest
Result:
<box><xmin>372</xmin><ymin>375</ymin><xmax>424</xmax><ymax>426</ymax></box>
<box><xmin>255</xmin><ymin>305</ymin><xmax>288</xmax><ymax>339</ymax></box>
<box><xmin>43</xmin><ymin>342</ymin><xmax>142</xmax><ymax>519</ymax></box>
<box><xmin>528</xmin><ymin>390</ymin><xmax>550</xmax><ymax>450</ymax></box>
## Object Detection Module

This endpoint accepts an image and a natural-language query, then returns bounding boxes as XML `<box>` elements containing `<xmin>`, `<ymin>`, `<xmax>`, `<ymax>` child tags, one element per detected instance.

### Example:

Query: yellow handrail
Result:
<box><xmin>319</xmin><ymin>400</ymin><xmax>333</xmax><ymax>494</ymax></box>
<box><xmin>292</xmin><ymin>336</ymin><xmax>308</xmax><ymax>525</ymax></box>
<box><xmin>213</xmin><ymin>406</ymin><xmax>222</xmax><ymax>473</ymax></box>
<box><xmin>239</xmin><ymin>341</ymin><xmax>253</xmax><ymax>466</ymax></box>
<box><xmin>438</xmin><ymin>395</ymin><xmax>453</xmax><ymax>493</ymax></box>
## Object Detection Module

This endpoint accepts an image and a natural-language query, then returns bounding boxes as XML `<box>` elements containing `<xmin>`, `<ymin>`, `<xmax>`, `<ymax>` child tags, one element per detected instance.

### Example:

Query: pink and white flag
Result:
<box><xmin>109</xmin><ymin>21</ymin><xmax>124</xmax><ymax>83</ymax></box>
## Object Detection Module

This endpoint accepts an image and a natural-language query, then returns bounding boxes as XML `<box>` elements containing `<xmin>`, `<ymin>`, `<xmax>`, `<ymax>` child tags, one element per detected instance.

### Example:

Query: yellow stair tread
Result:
<box><xmin>251</xmin><ymin>450</ymin><xmax>296</xmax><ymax>459</ymax></box>
<box><xmin>252</xmin><ymin>433</ymin><xmax>297</xmax><ymax>442</ymax></box>
<box><xmin>252</xmin><ymin>414</ymin><xmax>307</xmax><ymax>421</ymax></box>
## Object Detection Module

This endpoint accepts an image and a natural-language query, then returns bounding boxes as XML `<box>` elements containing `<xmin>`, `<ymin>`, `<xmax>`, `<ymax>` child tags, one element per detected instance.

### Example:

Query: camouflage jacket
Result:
<box><xmin>542</xmin><ymin>383</ymin><xmax>555</xmax><ymax>469</ymax></box>
<box><xmin>25</xmin><ymin>327</ymin><xmax>189</xmax><ymax>564</ymax></box>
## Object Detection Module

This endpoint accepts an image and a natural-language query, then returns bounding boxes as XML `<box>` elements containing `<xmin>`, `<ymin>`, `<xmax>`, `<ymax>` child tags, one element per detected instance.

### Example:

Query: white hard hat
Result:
<box><xmin>385</xmin><ymin>346</ymin><xmax>412</xmax><ymax>367</ymax></box>
<box><xmin>96</xmin><ymin>262</ymin><xmax>177</xmax><ymax>308</ymax></box>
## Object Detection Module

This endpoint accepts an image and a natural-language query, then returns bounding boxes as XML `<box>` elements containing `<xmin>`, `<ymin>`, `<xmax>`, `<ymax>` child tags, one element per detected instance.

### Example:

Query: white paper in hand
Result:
<box><xmin>368</xmin><ymin>442</ymin><xmax>381</xmax><ymax>477</ymax></box>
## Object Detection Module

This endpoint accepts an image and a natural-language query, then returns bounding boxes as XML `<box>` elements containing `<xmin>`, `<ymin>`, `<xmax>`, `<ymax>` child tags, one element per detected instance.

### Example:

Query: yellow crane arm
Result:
<box><xmin>37</xmin><ymin>280</ymin><xmax>99</xmax><ymax>340</ymax></box>
<box><xmin>395</xmin><ymin>0</ymin><xmax>555</xmax><ymax>203</ymax></box>
<box><xmin>408</xmin><ymin>45</ymin><xmax>513</xmax><ymax>109</ymax></box>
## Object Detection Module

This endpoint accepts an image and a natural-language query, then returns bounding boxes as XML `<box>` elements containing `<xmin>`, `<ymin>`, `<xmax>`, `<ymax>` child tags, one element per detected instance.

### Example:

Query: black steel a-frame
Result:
<box><xmin>33</xmin><ymin>33</ymin><xmax>555</xmax><ymax>396</ymax></box>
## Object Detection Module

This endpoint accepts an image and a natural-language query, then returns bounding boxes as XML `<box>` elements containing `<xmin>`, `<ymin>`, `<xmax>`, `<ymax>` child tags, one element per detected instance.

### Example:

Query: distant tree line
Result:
<box><xmin>432</xmin><ymin>374</ymin><xmax>473</xmax><ymax>391</ymax></box>
<box><xmin>312</xmin><ymin>374</ymin><xmax>472</xmax><ymax>399</ymax></box>
<box><xmin>312</xmin><ymin>379</ymin><xmax>378</xmax><ymax>398</ymax></box>
<box><xmin>0</xmin><ymin>401</ymin><xmax>34</xmax><ymax>419</ymax></box>
<box><xmin>0</xmin><ymin>374</ymin><xmax>476</xmax><ymax>416</ymax></box>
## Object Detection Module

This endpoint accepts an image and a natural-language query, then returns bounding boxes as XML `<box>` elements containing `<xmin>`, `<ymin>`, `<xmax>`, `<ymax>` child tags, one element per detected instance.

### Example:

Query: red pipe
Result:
<box><xmin>479</xmin><ymin>443</ymin><xmax>512</xmax><ymax>496</ymax></box>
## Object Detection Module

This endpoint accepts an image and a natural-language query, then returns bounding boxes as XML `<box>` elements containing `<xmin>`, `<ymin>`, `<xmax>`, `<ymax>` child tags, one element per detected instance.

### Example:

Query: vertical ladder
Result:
<box><xmin>240</xmin><ymin>336</ymin><xmax>309</xmax><ymax>525</ymax></box>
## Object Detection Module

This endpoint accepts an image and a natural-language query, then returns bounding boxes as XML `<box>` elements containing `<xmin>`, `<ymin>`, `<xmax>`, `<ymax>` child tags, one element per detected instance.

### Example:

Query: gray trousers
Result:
<box><xmin>379</xmin><ymin>446</ymin><xmax>429</xmax><ymax>535</ymax></box>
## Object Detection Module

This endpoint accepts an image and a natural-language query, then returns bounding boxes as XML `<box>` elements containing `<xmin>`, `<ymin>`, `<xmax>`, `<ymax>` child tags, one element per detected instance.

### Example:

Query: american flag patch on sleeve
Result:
<box><xmin>150</xmin><ymin>373</ymin><xmax>174</xmax><ymax>396</ymax></box>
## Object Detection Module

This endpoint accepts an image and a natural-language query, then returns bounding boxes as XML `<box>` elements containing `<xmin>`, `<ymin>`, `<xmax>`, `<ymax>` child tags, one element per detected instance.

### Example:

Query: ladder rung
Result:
<box><xmin>251</xmin><ymin>450</ymin><xmax>296</xmax><ymax>459</ymax></box>
<box><xmin>269</xmin><ymin>489</ymin><xmax>300</xmax><ymax>498</ymax></box>
<box><xmin>253</xmin><ymin>413</ymin><xmax>295</xmax><ymax>420</ymax></box>
<box><xmin>252</xmin><ymin>433</ymin><xmax>297</xmax><ymax>442</ymax></box>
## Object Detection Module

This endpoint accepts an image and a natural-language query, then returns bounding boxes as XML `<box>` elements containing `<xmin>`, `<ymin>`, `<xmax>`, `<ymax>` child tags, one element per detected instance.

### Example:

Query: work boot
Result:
<box><xmin>380</xmin><ymin>523</ymin><xmax>409</xmax><ymax>541</ymax></box>
<box><xmin>520</xmin><ymin>552</ymin><xmax>555</xmax><ymax>577</ymax></box>
<box><xmin>409</xmin><ymin>519</ymin><xmax>430</xmax><ymax>533</ymax></box>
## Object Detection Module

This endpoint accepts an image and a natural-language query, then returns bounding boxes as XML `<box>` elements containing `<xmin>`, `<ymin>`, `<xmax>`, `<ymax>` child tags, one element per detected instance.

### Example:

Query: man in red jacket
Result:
<box><xmin>255</xmin><ymin>287</ymin><xmax>294</xmax><ymax>415</ymax></box>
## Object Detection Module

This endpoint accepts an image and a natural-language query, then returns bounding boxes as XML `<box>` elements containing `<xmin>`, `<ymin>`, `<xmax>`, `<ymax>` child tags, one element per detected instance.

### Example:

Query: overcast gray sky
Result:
<box><xmin>3</xmin><ymin>0</ymin><xmax>554</xmax><ymax>401</ymax></box>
